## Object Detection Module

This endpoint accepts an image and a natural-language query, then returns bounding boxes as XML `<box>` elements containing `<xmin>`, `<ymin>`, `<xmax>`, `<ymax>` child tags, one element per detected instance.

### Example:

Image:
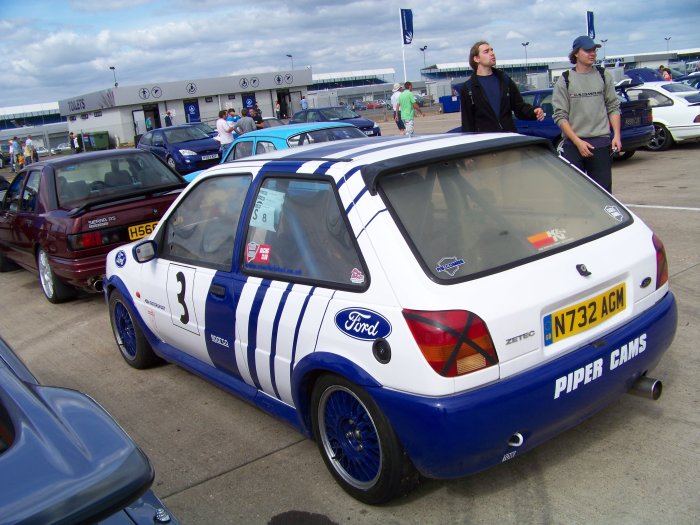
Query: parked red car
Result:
<box><xmin>0</xmin><ymin>149</ymin><xmax>185</xmax><ymax>303</ymax></box>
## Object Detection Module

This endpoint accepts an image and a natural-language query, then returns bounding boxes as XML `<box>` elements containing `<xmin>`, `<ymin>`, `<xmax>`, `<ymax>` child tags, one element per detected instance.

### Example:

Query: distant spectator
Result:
<box><xmin>164</xmin><ymin>111</ymin><xmax>173</xmax><ymax>126</ymax></box>
<box><xmin>398</xmin><ymin>81</ymin><xmax>424</xmax><ymax>138</ymax></box>
<box><xmin>235</xmin><ymin>111</ymin><xmax>256</xmax><ymax>135</ymax></box>
<box><xmin>390</xmin><ymin>83</ymin><xmax>406</xmax><ymax>135</ymax></box>
<box><xmin>249</xmin><ymin>107</ymin><xmax>264</xmax><ymax>129</ymax></box>
<box><xmin>659</xmin><ymin>65</ymin><xmax>671</xmax><ymax>81</ymax></box>
<box><xmin>275</xmin><ymin>100</ymin><xmax>281</xmax><ymax>119</ymax></box>
<box><xmin>24</xmin><ymin>136</ymin><xmax>34</xmax><ymax>166</ymax></box>
<box><xmin>215</xmin><ymin>109</ymin><xmax>234</xmax><ymax>154</ymax></box>
<box><xmin>300</xmin><ymin>96</ymin><xmax>308</xmax><ymax>110</ymax></box>
<box><xmin>68</xmin><ymin>132</ymin><xmax>76</xmax><ymax>153</ymax></box>
<box><xmin>226</xmin><ymin>108</ymin><xmax>240</xmax><ymax>127</ymax></box>
<box><xmin>8</xmin><ymin>139</ymin><xmax>16</xmax><ymax>172</ymax></box>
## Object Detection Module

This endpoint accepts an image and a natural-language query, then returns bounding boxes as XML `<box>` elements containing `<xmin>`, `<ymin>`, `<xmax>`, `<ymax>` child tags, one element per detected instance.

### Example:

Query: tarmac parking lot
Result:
<box><xmin>0</xmin><ymin>114</ymin><xmax>698</xmax><ymax>524</ymax></box>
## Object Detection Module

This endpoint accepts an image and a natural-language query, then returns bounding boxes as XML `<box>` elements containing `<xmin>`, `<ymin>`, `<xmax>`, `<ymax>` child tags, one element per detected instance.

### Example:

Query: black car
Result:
<box><xmin>0</xmin><ymin>144</ymin><xmax>12</xmax><ymax>169</ymax></box>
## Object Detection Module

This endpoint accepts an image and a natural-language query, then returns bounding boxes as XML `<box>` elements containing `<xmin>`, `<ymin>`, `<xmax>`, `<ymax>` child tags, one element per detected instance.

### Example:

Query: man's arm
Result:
<box><xmin>509</xmin><ymin>78</ymin><xmax>543</xmax><ymax>121</ymax></box>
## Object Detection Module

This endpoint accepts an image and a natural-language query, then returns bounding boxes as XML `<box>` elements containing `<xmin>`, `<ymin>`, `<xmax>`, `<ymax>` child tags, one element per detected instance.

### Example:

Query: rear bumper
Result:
<box><xmin>621</xmin><ymin>124</ymin><xmax>654</xmax><ymax>151</ymax></box>
<box><xmin>372</xmin><ymin>291</ymin><xmax>677</xmax><ymax>479</ymax></box>
<box><xmin>49</xmin><ymin>253</ymin><xmax>106</xmax><ymax>289</ymax></box>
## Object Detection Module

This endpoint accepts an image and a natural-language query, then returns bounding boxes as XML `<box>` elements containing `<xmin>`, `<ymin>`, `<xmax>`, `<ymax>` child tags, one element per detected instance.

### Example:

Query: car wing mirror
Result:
<box><xmin>153</xmin><ymin>140</ymin><xmax>164</xmax><ymax>147</ymax></box>
<box><xmin>132</xmin><ymin>239</ymin><xmax>157</xmax><ymax>263</ymax></box>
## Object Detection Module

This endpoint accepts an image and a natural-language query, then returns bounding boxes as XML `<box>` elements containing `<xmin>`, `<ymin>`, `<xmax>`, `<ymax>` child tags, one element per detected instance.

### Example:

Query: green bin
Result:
<box><xmin>90</xmin><ymin>131</ymin><xmax>110</xmax><ymax>150</ymax></box>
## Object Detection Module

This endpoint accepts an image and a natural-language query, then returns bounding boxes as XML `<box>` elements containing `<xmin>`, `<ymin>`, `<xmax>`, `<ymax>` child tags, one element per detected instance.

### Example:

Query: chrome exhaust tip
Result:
<box><xmin>628</xmin><ymin>376</ymin><xmax>662</xmax><ymax>400</ymax></box>
<box><xmin>90</xmin><ymin>278</ymin><xmax>104</xmax><ymax>293</ymax></box>
<box><xmin>507</xmin><ymin>432</ymin><xmax>524</xmax><ymax>447</ymax></box>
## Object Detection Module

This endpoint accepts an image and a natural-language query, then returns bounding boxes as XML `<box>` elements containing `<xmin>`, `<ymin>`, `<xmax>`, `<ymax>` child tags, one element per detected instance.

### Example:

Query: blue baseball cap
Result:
<box><xmin>572</xmin><ymin>35</ymin><xmax>601</xmax><ymax>51</ymax></box>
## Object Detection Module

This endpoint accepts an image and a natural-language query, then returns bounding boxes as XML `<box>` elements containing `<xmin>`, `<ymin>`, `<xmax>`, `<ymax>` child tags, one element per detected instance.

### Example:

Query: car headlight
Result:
<box><xmin>179</xmin><ymin>149</ymin><xmax>197</xmax><ymax>156</ymax></box>
<box><xmin>373</xmin><ymin>122</ymin><xmax>379</xmax><ymax>128</ymax></box>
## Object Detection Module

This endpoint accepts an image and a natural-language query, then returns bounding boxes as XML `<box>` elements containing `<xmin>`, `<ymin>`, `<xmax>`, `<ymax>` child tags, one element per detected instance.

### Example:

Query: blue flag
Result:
<box><xmin>401</xmin><ymin>9</ymin><xmax>413</xmax><ymax>45</ymax></box>
<box><xmin>587</xmin><ymin>11</ymin><xmax>595</xmax><ymax>39</ymax></box>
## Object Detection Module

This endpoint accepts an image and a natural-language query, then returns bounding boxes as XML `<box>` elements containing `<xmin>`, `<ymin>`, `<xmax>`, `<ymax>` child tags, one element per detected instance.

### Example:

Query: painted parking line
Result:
<box><xmin>626</xmin><ymin>204</ymin><xmax>700</xmax><ymax>212</ymax></box>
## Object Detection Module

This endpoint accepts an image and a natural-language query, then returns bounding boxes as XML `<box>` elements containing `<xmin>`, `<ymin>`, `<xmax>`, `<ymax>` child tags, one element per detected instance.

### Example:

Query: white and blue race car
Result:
<box><xmin>105</xmin><ymin>133</ymin><xmax>677</xmax><ymax>503</ymax></box>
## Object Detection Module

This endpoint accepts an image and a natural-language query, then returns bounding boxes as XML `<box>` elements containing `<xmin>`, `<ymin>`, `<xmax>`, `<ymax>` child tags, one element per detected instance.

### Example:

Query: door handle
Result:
<box><xmin>209</xmin><ymin>284</ymin><xmax>226</xmax><ymax>298</ymax></box>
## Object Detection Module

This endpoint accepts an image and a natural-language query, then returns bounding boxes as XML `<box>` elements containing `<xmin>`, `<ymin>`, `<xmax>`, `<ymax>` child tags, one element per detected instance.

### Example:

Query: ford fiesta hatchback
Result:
<box><xmin>105</xmin><ymin>133</ymin><xmax>676</xmax><ymax>503</ymax></box>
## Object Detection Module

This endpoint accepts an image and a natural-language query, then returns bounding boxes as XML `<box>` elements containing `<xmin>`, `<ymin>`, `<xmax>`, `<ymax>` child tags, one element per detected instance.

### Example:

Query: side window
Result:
<box><xmin>160</xmin><ymin>175</ymin><xmax>252</xmax><ymax>270</ymax></box>
<box><xmin>20</xmin><ymin>170</ymin><xmax>41</xmax><ymax>212</ymax></box>
<box><xmin>3</xmin><ymin>172</ymin><xmax>26</xmax><ymax>212</ymax></box>
<box><xmin>140</xmin><ymin>132</ymin><xmax>152</xmax><ymax>146</ymax></box>
<box><xmin>153</xmin><ymin>131</ymin><xmax>165</xmax><ymax>145</ymax></box>
<box><xmin>628</xmin><ymin>89</ymin><xmax>672</xmax><ymax>108</ymax></box>
<box><xmin>255</xmin><ymin>141</ymin><xmax>276</xmax><ymax>154</ymax></box>
<box><xmin>233</xmin><ymin>141</ymin><xmax>254</xmax><ymax>159</ymax></box>
<box><xmin>521</xmin><ymin>94</ymin><xmax>535</xmax><ymax>105</ymax></box>
<box><xmin>243</xmin><ymin>177</ymin><xmax>367</xmax><ymax>289</ymax></box>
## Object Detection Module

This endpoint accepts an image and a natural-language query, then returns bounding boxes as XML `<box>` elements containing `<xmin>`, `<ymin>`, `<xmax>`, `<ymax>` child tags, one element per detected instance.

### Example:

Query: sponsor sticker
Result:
<box><xmin>88</xmin><ymin>216</ymin><xmax>116</xmax><ymax>229</ymax></box>
<box><xmin>527</xmin><ymin>228</ymin><xmax>569</xmax><ymax>250</ymax></box>
<box><xmin>335</xmin><ymin>308</ymin><xmax>392</xmax><ymax>341</ymax></box>
<box><xmin>435</xmin><ymin>256</ymin><xmax>465</xmax><ymax>276</ymax></box>
<box><xmin>246</xmin><ymin>242</ymin><xmax>271</xmax><ymax>263</ymax></box>
<box><xmin>350</xmin><ymin>267</ymin><xmax>365</xmax><ymax>284</ymax></box>
<box><xmin>604</xmin><ymin>205</ymin><xmax>624</xmax><ymax>222</ymax></box>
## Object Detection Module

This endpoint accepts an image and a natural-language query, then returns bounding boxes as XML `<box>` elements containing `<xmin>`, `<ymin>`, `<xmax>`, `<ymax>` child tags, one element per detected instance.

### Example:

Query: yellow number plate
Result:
<box><xmin>544</xmin><ymin>282</ymin><xmax>626</xmax><ymax>346</ymax></box>
<box><xmin>128</xmin><ymin>221</ymin><xmax>159</xmax><ymax>240</ymax></box>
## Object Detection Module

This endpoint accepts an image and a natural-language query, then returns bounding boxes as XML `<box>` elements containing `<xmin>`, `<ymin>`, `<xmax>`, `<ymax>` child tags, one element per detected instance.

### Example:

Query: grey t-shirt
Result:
<box><xmin>235</xmin><ymin>116</ymin><xmax>256</xmax><ymax>134</ymax></box>
<box><xmin>552</xmin><ymin>67</ymin><xmax>620</xmax><ymax>138</ymax></box>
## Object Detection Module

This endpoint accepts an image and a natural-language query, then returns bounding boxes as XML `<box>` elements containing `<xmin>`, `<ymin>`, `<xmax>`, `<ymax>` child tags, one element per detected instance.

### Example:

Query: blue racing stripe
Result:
<box><xmin>246</xmin><ymin>279</ymin><xmax>272</xmax><ymax>390</ymax></box>
<box><xmin>269</xmin><ymin>282</ymin><xmax>294</xmax><ymax>399</ymax></box>
<box><xmin>345</xmin><ymin>186</ymin><xmax>369</xmax><ymax>214</ymax></box>
<box><xmin>336</xmin><ymin>165</ymin><xmax>362</xmax><ymax>190</ymax></box>
<box><xmin>289</xmin><ymin>286</ymin><xmax>316</xmax><ymax>383</ymax></box>
<box><xmin>356</xmin><ymin>208</ymin><xmax>388</xmax><ymax>238</ymax></box>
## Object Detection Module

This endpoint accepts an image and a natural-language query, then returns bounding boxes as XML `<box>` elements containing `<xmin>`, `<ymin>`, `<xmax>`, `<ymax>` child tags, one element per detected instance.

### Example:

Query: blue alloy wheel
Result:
<box><xmin>311</xmin><ymin>374</ymin><xmax>418</xmax><ymax>504</ymax></box>
<box><xmin>108</xmin><ymin>289</ymin><xmax>161</xmax><ymax>369</ymax></box>
<box><xmin>319</xmin><ymin>385</ymin><xmax>382</xmax><ymax>488</ymax></box>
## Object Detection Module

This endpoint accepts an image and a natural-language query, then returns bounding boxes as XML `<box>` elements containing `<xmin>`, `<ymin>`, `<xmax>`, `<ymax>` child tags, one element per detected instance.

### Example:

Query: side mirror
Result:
<box><xmin>153</xmin><ymin>140</ymin><xmax>164</xmax><ymax>148</ymax></box>
<box><xmin>132</xmin><ymin>240</ymin><xmax>156</xmax><ymax>263</ymax></box>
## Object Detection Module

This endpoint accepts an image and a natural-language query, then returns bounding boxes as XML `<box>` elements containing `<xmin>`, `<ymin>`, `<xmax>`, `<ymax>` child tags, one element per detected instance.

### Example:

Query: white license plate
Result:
<box><xmin>363</xmin><ymin>130</ymin><xmax>373</xmax><ymax>136</ymax></box>
<box><xmin>201</xmin><ymin>154</ymin><xmax>219</xmax><ymax>160</ymax></box>
<box><xmin>624</xmin><ymin>117</ymin><xmax>640</xmax><ymax>127</ymax></box>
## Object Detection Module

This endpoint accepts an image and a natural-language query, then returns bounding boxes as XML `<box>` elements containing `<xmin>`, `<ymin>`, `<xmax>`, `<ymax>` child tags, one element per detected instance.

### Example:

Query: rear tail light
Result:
<box><xmin>652</xmin><ymin>233</ymin><xmax>668</xmax><ymax>289</ymax></box>
<box><xmin>646</xmin><ymin>112</ymin><xmax>653</xmax><ymax>124</ymax></box>
<box><xmin>402</xmin><ymin>309</ymin><xmax>499</xmax><ymax>377</ymax></box>
<box><xmin>68</xmin><ymin>227</ymin><xmax>128</xmax><ymax>250</ymax></box>
<box><xmin>694</xmin><ymin>114</ymin><xmax>700</xmax><ymax>124</ymax></box>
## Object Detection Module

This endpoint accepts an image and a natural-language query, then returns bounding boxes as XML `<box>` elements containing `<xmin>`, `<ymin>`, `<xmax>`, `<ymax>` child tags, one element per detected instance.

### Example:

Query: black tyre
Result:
<box><xmin>647</xmin><ymin>123</ymin><xmax>673</xmax><ymax>152</ymax></box>
<box><xmin>109</xmin><ymin>289</ymin><xmax>162</xmax><ymax>369</ymax></box>
<box><xmin>613</xmin><ymin>150</ymin><xmax>635</xmax><ymax>161</ymax></box>
<box><xmin>311</xmin><ymin>374</ymin><xmax>418</xmax><ymax>504</ymax></box>
<box><xmin>37</xmin><ymin>248</ymin><xmax>75</xmax><ymax>303</ymax></box>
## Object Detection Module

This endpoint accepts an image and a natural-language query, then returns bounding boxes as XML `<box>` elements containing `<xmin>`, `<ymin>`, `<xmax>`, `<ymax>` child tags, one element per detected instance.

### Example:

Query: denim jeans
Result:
<box><xmin>561</xmin><ymin>141</ymin><xmax>613</xmax><ymax>193</ymax></box>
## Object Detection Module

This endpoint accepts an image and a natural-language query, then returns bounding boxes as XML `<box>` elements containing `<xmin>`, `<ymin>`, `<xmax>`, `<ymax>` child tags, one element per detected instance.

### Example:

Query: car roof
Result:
<box><xmin>203</xmin><ymin>133</ymin><xmax>548</xmax><ymax>193</ymax></box>
<box><xmin>232</xmin><ymin>122</ymin><xmax>357</xmax><ymax>141</ymax></box>
<box><xmin>26</xmin><ymin>147</ymin><xmax>155</xmax><ymax>167</ymax></box>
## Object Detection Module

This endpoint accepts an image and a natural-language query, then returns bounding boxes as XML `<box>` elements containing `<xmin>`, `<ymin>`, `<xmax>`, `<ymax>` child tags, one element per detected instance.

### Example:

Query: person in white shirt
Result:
<box><xmin>390</xmin><ymin>83</ymin><xmax>406</xmax><ymax>135</ymax></box>
<box><xmin>215</xmin><ymin>110</ymin><xmax>234</xmax><ymax>154</ymax></box>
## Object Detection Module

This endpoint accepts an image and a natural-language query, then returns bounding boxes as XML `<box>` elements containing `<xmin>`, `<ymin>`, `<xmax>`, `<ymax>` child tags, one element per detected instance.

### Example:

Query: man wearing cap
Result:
<box><xmin>552</xmin><ymin>35</ymin><xmax>621</xmax><ymax>193</ymax></box>
<box><xmin>390</xmin><ymin>83</ymin><xmax>406</xmax><ymax>135</ymax></box>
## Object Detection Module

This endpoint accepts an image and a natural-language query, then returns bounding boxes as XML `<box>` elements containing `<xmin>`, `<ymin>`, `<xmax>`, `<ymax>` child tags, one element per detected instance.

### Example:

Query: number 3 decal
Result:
<box><xmin>167</xmin><ymin>264</ymin><xmax>199</xmax><ymax>334</ymax></box>
<box><xmin>176</xmin><ymin>271</ymin><xmax>189</xmax><ymax>324</ymax></box>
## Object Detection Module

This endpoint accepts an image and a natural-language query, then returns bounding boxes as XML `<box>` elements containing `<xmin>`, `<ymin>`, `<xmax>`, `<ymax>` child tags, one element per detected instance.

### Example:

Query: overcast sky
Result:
<box><xmin>1</xmin><ymin>0</ymin><xmax>698</xmax><ymax>108</ymax></box>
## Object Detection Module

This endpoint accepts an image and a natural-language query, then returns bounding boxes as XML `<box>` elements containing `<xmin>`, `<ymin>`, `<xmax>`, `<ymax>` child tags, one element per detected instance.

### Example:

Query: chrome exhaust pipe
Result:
<box><xmin>628</xmin><ymin>376</ymin><xmax>662</xmax><ymax>400</ymax></box>
<box><xmin>90</xmin><ymin>278</ymin><xmax>104</xmax><ymax>293</ymax></box>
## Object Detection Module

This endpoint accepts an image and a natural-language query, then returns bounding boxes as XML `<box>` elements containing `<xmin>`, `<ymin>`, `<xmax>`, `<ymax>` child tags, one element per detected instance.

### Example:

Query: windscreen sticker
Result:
<box><xmin>246</xmin><ymin>242</ymin><xmax>271</xmax><ymax>264</ymax></box>
<box><xmin>350</xmin><ymin>268</ymin><xmax>365</xmax><ymax>284</ymax></box>
<box><xmin>251</xmin><ymin>187</ymin><xmax>285</xmax><ymax>232</ymax></box>
<box><xmin>435</xmin><ymin>256</ymin><xmax>465</xmax><ymax>276</ymax></box>
<box><xmin>528</xmin><ymin>228</ymin><xmax>569</xmax><ymax>250</ymax></box>
<box><xmin>604</xmin><ymin>205</ymin><xmax>624</xmax><ymax>222</ymax></box>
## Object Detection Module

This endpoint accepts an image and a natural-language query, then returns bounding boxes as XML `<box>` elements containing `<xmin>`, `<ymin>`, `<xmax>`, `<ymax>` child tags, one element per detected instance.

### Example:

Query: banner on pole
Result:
<box><xmin>587</xmin><ymin>11</ymin><xmax>595</xmax><ymax>39</ymax></box>
<box><xmin>401</xmin><ymin>9</ymin><xmax>413</xmax><ymax>45</ymax></box>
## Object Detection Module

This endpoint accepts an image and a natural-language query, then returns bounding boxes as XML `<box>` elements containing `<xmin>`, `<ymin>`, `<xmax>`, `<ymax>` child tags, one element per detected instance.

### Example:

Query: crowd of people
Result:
<box><xmin>6</xmin><ymin>135</ymin><xmax>40</xmax><ymax>172</ymax></box>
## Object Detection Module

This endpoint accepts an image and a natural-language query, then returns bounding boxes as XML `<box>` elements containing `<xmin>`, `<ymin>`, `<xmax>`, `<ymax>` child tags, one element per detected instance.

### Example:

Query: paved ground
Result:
<box><xmin>0</xmin><ymin>119</ymin><xmax>698</xmax><ymax>524</ymax></box>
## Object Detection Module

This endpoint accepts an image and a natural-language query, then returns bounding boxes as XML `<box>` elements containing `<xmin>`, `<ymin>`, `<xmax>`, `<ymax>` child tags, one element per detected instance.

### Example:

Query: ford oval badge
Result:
<box><xmin>335</xmin><ymin>308</ymin><xmax>392</xmax><ymax>341</ymax></box>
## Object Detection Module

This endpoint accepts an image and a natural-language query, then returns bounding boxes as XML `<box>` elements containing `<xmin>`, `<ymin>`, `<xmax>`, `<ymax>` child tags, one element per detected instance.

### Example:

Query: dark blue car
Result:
<box><xmin>137</xmin><ymin>125</ymin><xmax>221</xmax><ymax>173</ymax></box>
<box><xmin>514</xmin><ymin>88</ymin><xmax>654</xmax><ymax>161</ymax></box>
<box><xmin>0</xmin><ymin>335</ymin><xmax>177</xmax><ymax>524</ymax></box>
<box><xmin>289</xmin><ymin>107</ymin><xmax>381</xmax><ymax>136</ymax></box>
